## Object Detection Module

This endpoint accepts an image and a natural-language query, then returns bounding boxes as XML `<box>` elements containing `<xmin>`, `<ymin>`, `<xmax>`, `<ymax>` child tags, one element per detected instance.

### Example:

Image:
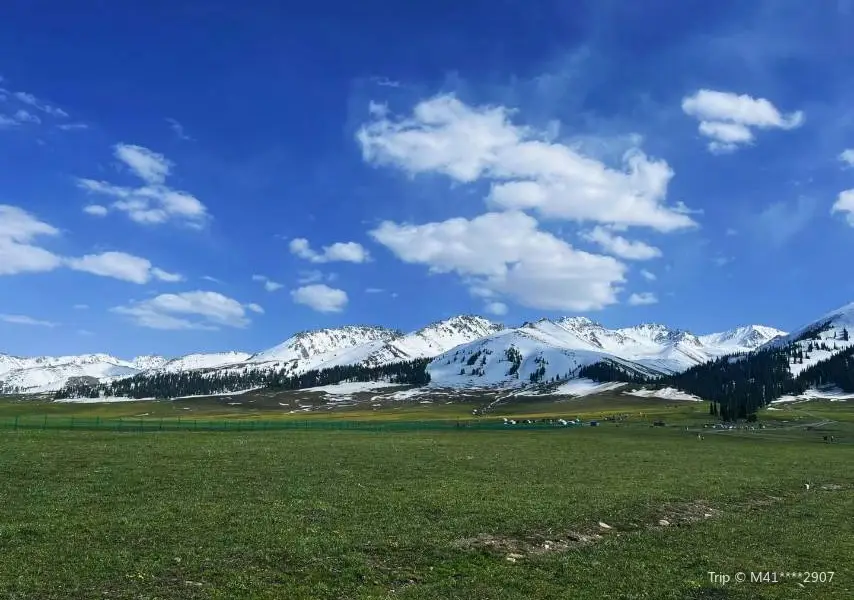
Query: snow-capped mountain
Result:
<box><xmin>156</xmin><ymin>352</ymin><xmax>253</xmax><ymax>373</ymax></box>
<box><xmin>760</xmin><ymin>302</ymin><xmax>854</xmax><ymax>377</ymax></box>
<box><xmin>0</xmin><ymin>353</ymin><xmax>141</xmax><ymax>394</ymax></box>
<box><xmin>427</xmin><ymin>326</ymin><xmax>661</xmax><ymax>388</ymax></box>
<box><xmin>441</xmin><ymin>317</ymin><xmax>786</xmax><ymax>380</ymax></box>
<box><xmin>699</xmin><ymin>325</ymin><xmax>785</xmax><ymax>351</ymax></box>
<box><xmin>0</xmin><ymin>313</ymin><xmax>788</xmax><ymax>394</ymax></box>
<box><xmin>131</xmin><ymin>355</ymin><xmax>169</xmax><ymax>370</ymax></box>
<box><xmin>244</xmin><ymin>317</ymin><xmax>504</xmax><ymax>375</ymax></box>
<box><xmin>248</xmin><ymin>325</ymin><xmax>402</xmax><ymax>368</ymax></box>
<box><xmin>355</xmin><ymin>315</ymin><xmax>505</xmax><ymax>367</ymax></box>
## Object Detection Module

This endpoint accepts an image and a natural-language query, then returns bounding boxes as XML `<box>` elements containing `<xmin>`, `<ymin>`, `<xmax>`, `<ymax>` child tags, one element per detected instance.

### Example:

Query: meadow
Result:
<box><xmin>0</xmin><ymin>392</ymin><xmax>851</xmax><ymax>599</ymax></box>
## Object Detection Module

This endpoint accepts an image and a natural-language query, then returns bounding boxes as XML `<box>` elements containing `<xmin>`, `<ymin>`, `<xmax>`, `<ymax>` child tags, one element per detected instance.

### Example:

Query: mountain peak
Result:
<box><xmin>250</xmin><ymin>325</ymin><xmax>401</xmax><ymax>364</ymax></box>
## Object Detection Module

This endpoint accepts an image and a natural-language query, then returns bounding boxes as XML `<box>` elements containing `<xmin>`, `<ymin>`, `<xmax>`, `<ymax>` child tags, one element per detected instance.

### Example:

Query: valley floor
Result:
<box><xmin>0</xmin><ymin>394</ymin><xmax>852</xmax><ymax>599</ymax></box>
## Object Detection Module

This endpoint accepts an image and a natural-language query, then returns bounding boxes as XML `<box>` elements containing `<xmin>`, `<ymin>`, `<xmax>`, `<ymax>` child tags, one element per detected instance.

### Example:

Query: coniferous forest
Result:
<box><xmin>54</xmin><ymin>358</ymin><xmax>431</xmax><ymax>400</ymax></box>
<box><xmin>666</xmin><ymin>348</ymin><xmax>802</xmax><ymax>421</ymax></box>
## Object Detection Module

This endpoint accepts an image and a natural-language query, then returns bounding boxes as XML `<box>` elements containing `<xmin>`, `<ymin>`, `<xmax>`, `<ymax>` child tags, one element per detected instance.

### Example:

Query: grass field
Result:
<box><xmin>0</xmin><ymin>394</ymin><xmax>852</xmax><ymax>599</ymax></box>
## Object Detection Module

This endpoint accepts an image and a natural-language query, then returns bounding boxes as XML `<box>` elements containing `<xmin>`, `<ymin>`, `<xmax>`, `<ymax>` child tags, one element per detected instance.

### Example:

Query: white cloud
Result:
<box><xmin>682</xmin><ymin>90</ymin><xmax>803</xmax><ymax>152</ymax></box>
<box><xmin>83</xmin><ymin>204</ymin><xmax>108</xmax><ymax>216</ymax></box>
<box><xmin>581</xmin><ymin>226</ymin><xmax>662</xmax><ymax>261</ymax></box>
<box><xmin>832</xmin><ymin>189</ymin><xmax>854</xmax><ymax>226</ymax></box>
<box><xmin>112</xmin><ymin>291</ymin><xmax>253</xmax><ymax>330</ymax></box>
<box><xmin>365</xmin><ymin>287</ymin><xmax>384</xmax><ymax>293</ymax></box>
<box><xmin>370</xmin><ymin>211</ymin><xmax>626</xmax><ymax>311</ymax></box>
<box><xmin>297</xmin><ymin>270</ymin><xmax>324</xmax><ymax>284</ymax></box>
<box><xmin>754</xmin><ymin>196</ymin><xmax>816</xmax><ymax>245</ymax></box>
<box><xmin>0</xmin><ymin>204</ymin><xmax>63</xmax><ymax>276</ymax></box>
<box><xmin>166</xmin><ymin>118</ymin><xmax>192</xmax><ymax>141</ymax></box>
<box><xmin>713</xmin><ymin>256</ymin><xmax>733</xmax><ymax>267</ymax></box>
<box><xmin>640</xmin><ymin>269</ymin><xmax>657</xmax><ymax>281</ymax></box>
<box><xmin>65</xmin><ymin>252</ymin><xmax>182</xmax><ymax>284</ymax></box>
<box><xmin>628</xmin><ymin>292</ymin><xmax>658</xmax><ymax>306</ymax></box>
<box><xmin>14</xmin><ymin>109</ymin><xmax>40</xmax><ymax>124</ymax></box>
<box><xmin>73</xmin><ymin>304</ymin><xmax>89</xmax><ymax>310</ymax></box>
<box><xmin>484</xmin><ymin>301</ymin><xmax>508</xmax><ymax>316</ymax></box>
<box><xmin>115</xmin><ymin>144</ymin><xmax>172</xmax><ymax>184</ymax></box>
<box><xmin>252</xmin><ymin>274</ymin><xmax>283</xmax><ymax>291</ymax></box>
<box><xmin>725</xmin><ymin>228</ymin><xmax>738</xmax><ymax>236</ymax></box>
<box><xmin>0</xmin><ymin>115</ymin><xmax>18</xmax><ymax>128</ymax></box>
<box><xmin>77</xmin><ymin>329</ymin><xmax>94</xmax><ymax>336</ymax></box>
<box><xmin>357</xmin><ymin>94</ymin><xmax>696</xmax><ymax>232</ymax></box>
<box><xmin>0</xmin><ymin>314</ymin><xmax>58</xmax><ymax>327</ymax></box>
<box><xmin>201</xmin><ymin>275</ymin><xmax>222</xmax><ymax>283</ymax></box>
<box><xmin>76</xmin><ymin>144</ymin><xmax>208</xmax><ymax>227</ymax></box>
<box><xmin>289</xmin><ymin>238</ymin><xmax>371</xmax><ymax>263</ymax></box>
<box><xmin>698</xmin><ymin>121</ymin><xmax>753</xmax><ymax>154</ymax></box>
<box><xmin>840</xmin><ymin>149</ymin><xmax>854</xmax><ymax>167</ymax></box>
<box><xmin>291</xmin><ymin>284</ymin><xmax>348</xmax><ymax>313</ymax></box>
<box><xmin>12</xmin><ymin>91</ymin><xmax>68</xmax><ymax>118</ymax></box>
<box><xmin>246</xmin><ymin>303</ymin><xmax>264</xmax><ymax>314</ymax></box>
<box><xmin>150</xmin><ymin>267</ymin><xmax>184</xmax><ymax>282</ymax></box>
<box><xmin>57</xmin><ymin>123</ymin><xmax>88</xmax><ymax>131</ymax></box>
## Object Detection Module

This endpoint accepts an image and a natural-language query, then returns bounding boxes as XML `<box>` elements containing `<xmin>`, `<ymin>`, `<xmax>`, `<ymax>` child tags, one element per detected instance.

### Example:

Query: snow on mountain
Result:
<box><xmin>155</xmin><ymin>352</ymin><xmax>253</xmax><ymax>373</ymax></box>
<box><xmin>0</xmin><ymin>354</ymin><xmax>140</xmax><ymax>393</ymax></box>
<box><xmin>244</xmin><ymin>317</ymin><xmax>504</xmax><ymax>376</ymax></box>
<box><xmin>760</xmin><ymin>302</ymin><xmax>854</xmax><ymax>377</ymax></box>
<box><xmin>356</xmin><ymin>315</ymin><xmax>504</xmax><ymax>367</ymax></box>
<box><xmin>131</xmin><ymin>355</ymin><xmax>169</xmax><ymax>370</ymax></box>
<box><xmin>427</xmin><ymin>318</ymin><xmax>791</xmax><ymax>385</ymax></box>
<box><xmin>427</xmin><ymin>326</ymin><xmax>660</xmax><ymax>388</ymax></box>
<box><xmin>248</xmin><ymin>326</ymin><xmax>402</xmax><ymax>371</ymax></box>
<box><xmin>0</xmin><ymin>312</ymin><xmax>795</xmax><ymax>394</ymax></box>
<box><xmin>0</xmin><ymin>354</ymin><xmax>28</xmax><ymax>377</ymax></box>
<box><xmin>699</xmin><ymin>325</ymin><xmax>785</xmax><ymax>351</ymax></box>
<box><xmin>772</xmin><ymin>302</ymin><xmax>854</xmax><ymax>347</ymax></box>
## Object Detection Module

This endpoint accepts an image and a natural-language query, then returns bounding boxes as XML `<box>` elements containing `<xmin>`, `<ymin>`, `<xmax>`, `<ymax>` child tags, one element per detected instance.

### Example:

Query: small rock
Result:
<box><xmin>658</xmin><ymin>519</ymin><xmax>670</xmax><ymax>526</ymax></box>
<box><xmin>505</xmin><ymin>556</ymin><xmax>517</xmax><ymax>563</ymax></box>
<box><xmin>703</xmin><ymin>513</ymin><xmax>713</xmax><ymax>518</ymax></box>
<box><xmin>598</xmin><ymin>521</ymin><xmax>612</xmax><ymax>529</ymax></box>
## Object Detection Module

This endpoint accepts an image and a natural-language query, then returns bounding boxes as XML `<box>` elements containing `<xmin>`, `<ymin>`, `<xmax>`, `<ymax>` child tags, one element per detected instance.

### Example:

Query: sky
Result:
<box><xmin>2</xmin><ymin>0</ymin><xmax>854</xmax><ymax>359</ymax></box>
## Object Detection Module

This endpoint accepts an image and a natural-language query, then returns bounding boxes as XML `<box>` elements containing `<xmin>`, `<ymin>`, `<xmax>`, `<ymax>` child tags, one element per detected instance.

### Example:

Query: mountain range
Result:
<box><xmin>0</xmin><ymin>314</ymin><xmax>788</xmax><ymax>394</ymax></box>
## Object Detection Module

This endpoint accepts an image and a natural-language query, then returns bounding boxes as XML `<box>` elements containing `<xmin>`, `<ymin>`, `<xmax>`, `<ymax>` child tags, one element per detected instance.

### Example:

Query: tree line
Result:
<box><xmin>54</xmin><ymin>358</ymin><xmax>431</xmax><ymax>400</ymax></box>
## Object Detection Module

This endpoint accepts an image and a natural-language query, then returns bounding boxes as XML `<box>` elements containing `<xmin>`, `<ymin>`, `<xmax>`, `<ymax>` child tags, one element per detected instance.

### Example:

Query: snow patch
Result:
<box><xmin>623</xmin><ymin>387</ymin><xmax>702</xmax><ymax>401</ymax></box>
<box><xmin>302</xmin><ymin>381</ymin><xmax>403</xmax><ymax>394</ymax></box>
<box><xmin>551</xmin><ymin>379</ymin><xmax>626</xmax><ymax>397</ymax></box>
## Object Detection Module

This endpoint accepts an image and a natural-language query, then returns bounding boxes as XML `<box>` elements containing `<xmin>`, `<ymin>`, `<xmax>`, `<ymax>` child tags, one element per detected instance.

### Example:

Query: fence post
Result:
<box><xmin>95</xmin><ymin>416</ymin><xmax>100</xmax><ymax>428</ymax></box>
<box><xmin>43</xmin><ymin>415</ymin><xmax>47</xmax><ymax>430</ymax></box>
<box><xmin>70</xmin><ymin>416</ymin><xmax>74</xmax><ymax>429</ymax></box>
<box><xmin>13</xmin><ymin>416</ymin><xmax>18</xmax><ymax>430</ymax></box>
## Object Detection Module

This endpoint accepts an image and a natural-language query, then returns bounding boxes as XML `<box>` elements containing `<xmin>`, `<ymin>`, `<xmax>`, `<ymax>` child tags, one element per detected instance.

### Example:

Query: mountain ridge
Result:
<box><xmin>1</xmin><ymin>314</ymin><xmax>786</xmax><ymax>393</ymax></box>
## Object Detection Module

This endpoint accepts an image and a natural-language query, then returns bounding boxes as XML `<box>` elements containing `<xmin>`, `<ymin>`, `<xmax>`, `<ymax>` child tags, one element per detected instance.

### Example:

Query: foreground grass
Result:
<box><xmin>1</xmin><ymin>424</ymin><xmax>851</xmax><ymax>599</ymax></box>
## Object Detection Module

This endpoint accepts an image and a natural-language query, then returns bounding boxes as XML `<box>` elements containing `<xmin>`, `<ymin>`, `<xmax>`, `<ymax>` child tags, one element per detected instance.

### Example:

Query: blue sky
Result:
<box><xmin>2</xmin><ymin>0</ymin><xmax>854</xmax><ymax>358</ymax></box>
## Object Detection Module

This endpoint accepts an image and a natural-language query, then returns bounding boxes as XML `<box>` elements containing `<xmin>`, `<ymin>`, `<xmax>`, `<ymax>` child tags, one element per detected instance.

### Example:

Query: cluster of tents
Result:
<box><xmin>501</xmin><ymin>417</ymin><xmax>598</xmax><ymax>427</ymax></box>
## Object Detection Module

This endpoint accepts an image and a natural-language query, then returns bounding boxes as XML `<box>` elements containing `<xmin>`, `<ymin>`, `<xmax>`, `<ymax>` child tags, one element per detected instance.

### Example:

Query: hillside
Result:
<box><xmin>667</xmin><ymin>302</ymin><xmax>854</xmax><ymax>418</ymax></box>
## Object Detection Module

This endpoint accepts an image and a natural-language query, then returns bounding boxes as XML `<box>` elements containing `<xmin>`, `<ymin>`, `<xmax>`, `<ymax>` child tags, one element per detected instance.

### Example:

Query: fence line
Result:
<box><xmin>0</xmin><ymin>415</ymin><xmax>576</xmax><ymax>433</ymax></box>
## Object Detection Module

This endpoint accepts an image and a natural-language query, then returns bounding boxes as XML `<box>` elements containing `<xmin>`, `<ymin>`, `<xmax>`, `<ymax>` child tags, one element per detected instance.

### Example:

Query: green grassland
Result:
<box><xmin>0</xmin><ymin>393</ymin><xmax>852</xmax><ymax>598</ymax></box>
